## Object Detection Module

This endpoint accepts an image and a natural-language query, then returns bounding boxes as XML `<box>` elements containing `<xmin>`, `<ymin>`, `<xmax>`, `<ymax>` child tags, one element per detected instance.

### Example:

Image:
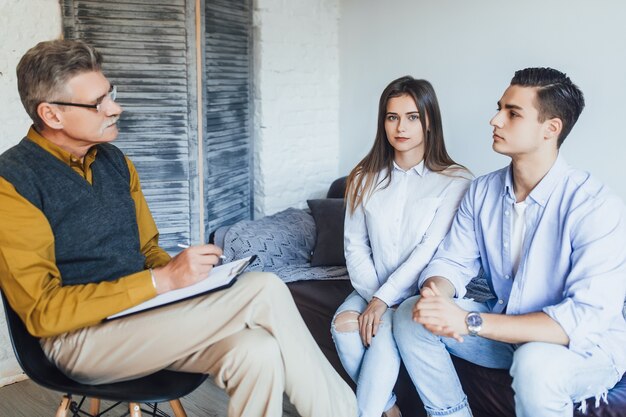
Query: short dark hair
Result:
<box><xmin>511</xmin><ymin>67</ymin><xmax>584</xmax><ymax>147</ymax></box>
<box><xmin>16</xmin><ymin>39</ymin><xmax>103</xmax><ymax>130</ymax></box>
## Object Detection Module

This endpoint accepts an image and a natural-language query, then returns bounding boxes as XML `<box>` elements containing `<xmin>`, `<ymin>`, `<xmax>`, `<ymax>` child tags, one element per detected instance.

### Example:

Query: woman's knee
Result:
<box><xmin>332</xmin><ymin>311</ymin><xmax>360</xmax><ymax>333</ymax></box>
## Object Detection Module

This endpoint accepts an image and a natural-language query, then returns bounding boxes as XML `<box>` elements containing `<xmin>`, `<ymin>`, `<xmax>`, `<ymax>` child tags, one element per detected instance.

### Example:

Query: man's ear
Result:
<box><xmin>37</xmin><ymin>102</ymin><xmax>64</xmax><ymax>130</ymax></box>
<box><xmin>544</xmin><ymin>117</ymin><xmax>562</xmax><ymax>141</ymax></box>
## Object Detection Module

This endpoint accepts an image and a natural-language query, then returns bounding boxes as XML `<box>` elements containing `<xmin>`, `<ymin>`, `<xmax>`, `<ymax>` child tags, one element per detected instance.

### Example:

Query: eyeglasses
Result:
<box><xmin>50</xmin><ymin>85</ymin><xmax>117</xmax><ymax>113</ymax></box>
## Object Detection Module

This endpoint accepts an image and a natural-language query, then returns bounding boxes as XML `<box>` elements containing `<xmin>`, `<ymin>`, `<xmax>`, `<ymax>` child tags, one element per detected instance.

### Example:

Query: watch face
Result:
<box><xmin>467</xmin><ymin>312</ymin><xmax>482</xmax><ymax>327</ymax></box>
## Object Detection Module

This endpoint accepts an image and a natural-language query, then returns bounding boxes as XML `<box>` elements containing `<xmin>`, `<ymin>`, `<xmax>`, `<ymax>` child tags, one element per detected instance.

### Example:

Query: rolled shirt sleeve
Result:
<box><xmin>543</xmin><ymin>194</ymin><xmax>626</xmax><ymax>356</ymax></box>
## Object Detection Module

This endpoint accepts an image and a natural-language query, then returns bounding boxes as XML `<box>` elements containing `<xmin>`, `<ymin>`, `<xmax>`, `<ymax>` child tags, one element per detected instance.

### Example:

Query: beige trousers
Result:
<box><xmin>41</xmin><ymin>272</ymin><xmax>356</xmax><ymax>417</ymax></box>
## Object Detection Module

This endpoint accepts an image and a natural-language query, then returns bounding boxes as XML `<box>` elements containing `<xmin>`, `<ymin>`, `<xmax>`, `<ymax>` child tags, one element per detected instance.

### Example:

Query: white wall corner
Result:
<box><xmin>252</xmin><ymin>0</ymin><xmax>341</xmax><ymax>217</ymax></box>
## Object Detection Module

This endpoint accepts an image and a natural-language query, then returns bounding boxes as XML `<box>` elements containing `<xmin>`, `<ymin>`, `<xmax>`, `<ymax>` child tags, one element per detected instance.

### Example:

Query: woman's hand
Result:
<box><xmin>358</xmin><ymin>297</ymin><xmax>388</xmax><ymax>347</ymax></box>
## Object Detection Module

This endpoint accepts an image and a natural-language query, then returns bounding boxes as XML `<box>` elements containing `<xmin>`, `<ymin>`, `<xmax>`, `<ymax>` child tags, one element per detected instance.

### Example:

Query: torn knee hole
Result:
<box><xmin>333</xmin><ymin>311</ymin><xmax>360</xmax><ymax>332</ymax></box>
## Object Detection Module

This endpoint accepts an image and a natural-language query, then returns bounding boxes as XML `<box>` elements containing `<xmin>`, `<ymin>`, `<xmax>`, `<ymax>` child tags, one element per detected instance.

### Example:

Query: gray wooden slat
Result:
<box><xmin>75</xmin><ymin>0</ymin><xmax>185</xmax><ymax>6</ymax></box>
<box><xmin>63</xmin><ymin>0</ymin><xmax>254</xmax><ymax>247</ymax></box>
<box><xmin>63</xmin><ymin>0</ymin><xmax>198</xmax><ymax>252</ymax></box>
<box><xmin>203</xmin><ymin>0</ymin><xmax>253</xmax><ymax>236</ymax></box>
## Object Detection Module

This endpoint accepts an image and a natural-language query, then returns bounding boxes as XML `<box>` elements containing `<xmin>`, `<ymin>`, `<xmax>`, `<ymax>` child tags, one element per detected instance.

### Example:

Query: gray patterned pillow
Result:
<box><xmin>221</xmin><ymin>208</ymin><xmax>316</xmax><ymax>270</ymax></box>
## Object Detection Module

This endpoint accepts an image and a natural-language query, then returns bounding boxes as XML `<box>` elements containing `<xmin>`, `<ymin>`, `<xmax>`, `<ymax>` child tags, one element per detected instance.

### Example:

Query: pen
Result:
<box><xmin>177</xmin><ymin>243</ymin><xmax>227</xmax><ymax>260</ymax></box>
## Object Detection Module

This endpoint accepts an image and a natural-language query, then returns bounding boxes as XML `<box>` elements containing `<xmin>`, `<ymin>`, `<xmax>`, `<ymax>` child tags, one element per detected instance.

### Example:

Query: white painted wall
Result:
<box><xmin>0</xmin><ymin>0</ymin><xmax>62</xmax><ymax>386</ymax></box>
<box><xmin>252</xmin><ymin>0</ymin><xmax>340</xmax><ymax>217</ymax></box>
<box><xmin>339</xmin><ymin>0</ymin><xmax>626</xmax><ymax>201</ymax></box>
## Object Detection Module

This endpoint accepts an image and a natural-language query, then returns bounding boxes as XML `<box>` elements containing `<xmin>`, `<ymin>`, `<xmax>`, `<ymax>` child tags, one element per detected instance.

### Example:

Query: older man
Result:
<box><xmin>0</xmin><ymin>39</ymin><xmax>355</xmax><ymax>417</ymax></box>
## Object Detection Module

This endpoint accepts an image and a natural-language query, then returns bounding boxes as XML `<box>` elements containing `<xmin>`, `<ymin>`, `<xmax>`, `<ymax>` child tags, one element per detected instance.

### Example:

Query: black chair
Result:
<box><xmin>1</xmin><ymin>290</ymin><xmax>207</xmax><ymax>417</ymax></box>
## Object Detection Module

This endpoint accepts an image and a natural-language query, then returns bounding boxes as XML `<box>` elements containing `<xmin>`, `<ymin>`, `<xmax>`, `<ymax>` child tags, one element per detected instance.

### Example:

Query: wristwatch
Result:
<box><xmin>465</xmin><ymin>311</ymin><xmax>483</xmax><ymax>336</ymax></box>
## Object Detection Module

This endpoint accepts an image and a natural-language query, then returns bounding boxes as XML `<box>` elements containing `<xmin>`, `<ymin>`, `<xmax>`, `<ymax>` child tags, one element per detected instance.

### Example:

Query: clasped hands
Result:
<box><xmin>413</xmin><ymin>281</ymin><xmax>468</xmax><ymax>343</ymax></box>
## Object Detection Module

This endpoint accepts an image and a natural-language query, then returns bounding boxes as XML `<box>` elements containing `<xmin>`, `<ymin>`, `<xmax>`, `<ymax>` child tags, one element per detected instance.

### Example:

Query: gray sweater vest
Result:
<box><xmin>0</xmin><ymin>138</ymin><xmax>146</xmax><ymax>285</ymax></box>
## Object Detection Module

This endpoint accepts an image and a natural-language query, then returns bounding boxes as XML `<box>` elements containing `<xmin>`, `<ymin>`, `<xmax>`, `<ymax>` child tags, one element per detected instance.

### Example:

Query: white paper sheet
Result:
<box><xmin>107</xmin><ymin>256</ymin><xmax>255</xmax><ymax>320</ymax></box>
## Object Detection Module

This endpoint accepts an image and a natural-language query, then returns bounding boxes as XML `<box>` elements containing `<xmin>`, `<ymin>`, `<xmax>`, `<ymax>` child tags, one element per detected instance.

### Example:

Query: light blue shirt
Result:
<box><xmin>421</xmin><ymin>155</ymin><xmax>626</xmax><ymax>373</ymax></box>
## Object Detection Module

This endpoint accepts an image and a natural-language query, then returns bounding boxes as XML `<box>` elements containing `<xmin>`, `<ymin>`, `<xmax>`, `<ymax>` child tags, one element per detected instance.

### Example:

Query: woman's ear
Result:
<box><xmin>37</xmin><ymin>102</ymin><xmax>64</xmax><ymax>130</ymax></box>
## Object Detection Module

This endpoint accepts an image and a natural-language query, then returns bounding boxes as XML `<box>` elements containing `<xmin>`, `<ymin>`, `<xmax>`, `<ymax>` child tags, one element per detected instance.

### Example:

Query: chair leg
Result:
<box><xmin>129</xmin><ymin>402</ymin><xmax>142</xmax><ymax>417</ymax></box>
<box><xmin>89</xmin><ymin>398</ymin><xmax>101</xmax><ymax>415</ymax></box>
<box><xmin>169</xmin><ymin>399</ymin><xmax>188</xmax><ymax>417</ymax></box>
<box><xmin>55</xmin><ymin>395</ymin><xmax>71</xmax><ymax>417</ymax></box>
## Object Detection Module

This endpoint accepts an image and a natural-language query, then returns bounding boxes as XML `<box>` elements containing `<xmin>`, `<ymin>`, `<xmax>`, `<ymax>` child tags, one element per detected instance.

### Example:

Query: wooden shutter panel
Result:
<box><xmin>62</xmin><ymin>0</ymin><xmax>200</xmax><ymax>251</ymax></box>
<box><xmin>203</xmin><ymin>0</ymin><xmax>254</xmax><ymax>235</ymax></box>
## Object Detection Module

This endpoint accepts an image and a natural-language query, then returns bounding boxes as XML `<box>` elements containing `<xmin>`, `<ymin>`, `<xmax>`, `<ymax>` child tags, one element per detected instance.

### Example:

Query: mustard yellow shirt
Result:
<box><xmin>0</xmin><ymin>127</ymin><xmax>171</xmax><ymax>337</ymax></box>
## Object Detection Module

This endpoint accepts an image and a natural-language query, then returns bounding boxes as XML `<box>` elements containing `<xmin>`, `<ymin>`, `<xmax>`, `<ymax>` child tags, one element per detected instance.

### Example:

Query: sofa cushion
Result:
<box><xmin>220</xmin><ymin>207</ymin><xmax>349</xmax><ymax>282</ymax></box>
<box><xmin>221</xmin><ymin>207</ymin><xmax>315</xmax><ymax>269</ymax></box>
<box><xmin>307</xmin><ymin>198</ymin><xmax>346</xmax><ymax>267</ymax></box>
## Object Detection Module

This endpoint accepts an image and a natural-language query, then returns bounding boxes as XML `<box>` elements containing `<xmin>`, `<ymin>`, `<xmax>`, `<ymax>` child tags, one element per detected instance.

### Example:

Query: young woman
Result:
<box><xmin>331</xmin><ymin>76</ymin><xmax>472</xmax><ymax>417</ymax></box>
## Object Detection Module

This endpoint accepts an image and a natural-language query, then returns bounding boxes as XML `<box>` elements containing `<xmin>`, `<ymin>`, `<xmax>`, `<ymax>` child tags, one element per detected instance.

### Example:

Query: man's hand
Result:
<box><xmin>152</xmin><ymin>244</ymin><xmax>223</xmax><ymax>294</ymax></box>
<box><xmin>413</xmin><ymin>282</ymin><xmax>467</xmax><ymax>343</ymax></box>
<box><xmin>358</xmin><ymin>297</ymin><xmax>388</xmax><ymax>347</ymax></box>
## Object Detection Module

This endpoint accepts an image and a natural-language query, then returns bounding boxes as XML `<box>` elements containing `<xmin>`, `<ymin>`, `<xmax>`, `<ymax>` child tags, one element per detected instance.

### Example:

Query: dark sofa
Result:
<box><xmin>288</xmin><ymin>278</ymin><xmax>626</xmax><ymax>417</ymax></box>
<box><xmin>216</xmin><ymin>177</ymin><xmax>626</xmax><ymax>417</ymax></box>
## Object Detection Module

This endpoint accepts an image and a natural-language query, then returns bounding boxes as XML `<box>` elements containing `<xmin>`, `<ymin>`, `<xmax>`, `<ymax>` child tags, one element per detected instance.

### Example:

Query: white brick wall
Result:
<box><xmin>252</xmin><ymin>0</ymin><xmax>341</xmax><ymax>217</ymax></box>
<box><xmin>0</xmin><ymin>0</ymin><xmax>62</xmax><ymax>386</ymax></box>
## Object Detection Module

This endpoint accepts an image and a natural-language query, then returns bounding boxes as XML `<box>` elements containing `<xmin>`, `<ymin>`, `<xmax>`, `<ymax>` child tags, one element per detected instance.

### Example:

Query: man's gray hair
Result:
<box><xmin>17</xmin><ymin>39</ymin><xmax>103</xmax><ymax>130</ymax></box>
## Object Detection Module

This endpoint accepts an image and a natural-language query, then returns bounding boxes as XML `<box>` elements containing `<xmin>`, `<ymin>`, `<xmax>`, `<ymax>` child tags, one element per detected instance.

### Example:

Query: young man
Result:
<box><xmin>0</xmin><ymin>39</ymin><xmax>356</xmax><ymax>417</ymax></box>
<box><xmin>393</xmin><ymin>67</ymin><xmax>626</xmax><ymax>417</ymax></box>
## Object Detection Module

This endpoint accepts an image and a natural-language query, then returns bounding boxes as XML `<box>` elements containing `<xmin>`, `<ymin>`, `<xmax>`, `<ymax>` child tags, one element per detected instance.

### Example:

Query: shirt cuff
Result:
<box><xmin>419</xmin><ymin>263</ymin><xmax>468</xmax><ymax>299</ymax></box>
<box><xmin>543</xmin><ymin>299</ymin><xmax>596</xmax><ymax>357</ymax></box>
<box><xmin>373</xmin><ymin>286</ymin><xmax>394</xmax><ymax>307</ymax></box>
<box><xmin>149</xmin><ymin>268</ymin><xmax>157</xmax><ymax>290</ymax></box>
<box><xmin>374</xmin><ymin>280</ymin><xmax>417</xmax><ymax>307</ymax></box>
<box><xmin>124</xmin><ymin>269</ymin><xmax>158</xmax><ymax>304</ymax></box>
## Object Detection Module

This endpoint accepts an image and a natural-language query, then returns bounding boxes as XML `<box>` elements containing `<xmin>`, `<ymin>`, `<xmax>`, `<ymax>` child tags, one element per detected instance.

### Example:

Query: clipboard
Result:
<box><xmin>107</xmin><ymin>255</ymin><xmax>257</xmax><ymax>320</ymax></box>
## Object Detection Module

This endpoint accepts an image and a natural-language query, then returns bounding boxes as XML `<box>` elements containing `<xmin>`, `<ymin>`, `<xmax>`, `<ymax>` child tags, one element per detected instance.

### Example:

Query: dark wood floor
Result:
<box><xmin>0</xmin><ymin>378</ymin><xmax>300</xmax><ymax>417</ymax></box>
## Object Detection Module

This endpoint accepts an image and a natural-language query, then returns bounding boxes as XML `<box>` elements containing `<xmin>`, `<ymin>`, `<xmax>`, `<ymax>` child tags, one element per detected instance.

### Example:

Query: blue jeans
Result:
<box><xmin>393</xmin><ymin>295</ymin><xmax>622</xmax><ymax>417</ymax></box>
<box><xmin>331</xmin><ymin>291</ymin><xmax>401</xmax><ymax>417</ymax></box>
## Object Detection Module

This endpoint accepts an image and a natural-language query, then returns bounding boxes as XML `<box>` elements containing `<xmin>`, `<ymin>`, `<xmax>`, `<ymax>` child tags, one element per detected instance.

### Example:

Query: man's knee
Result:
<box><xmin>511</xmin><ymin>343</ymin><xmax>568</xmax><ymax>396</ymax></box>
<box><xmin>392</xmin><ymin>296</ymin><xmax>419</xmax><ymax>334</ymax></box>
<box><xmin>332</xmin><ymin>311</ymin><xmax>360</xmax><ymax>333</ymax></box>
<box><xmin>240</xmin><ymin>271</ymin><xmax>288</xmax><ymax>294</ymax></box>
<box><xmin>228</xmin><ymin>329</ymin><xmax>282</xmax><ymax>373</ymax></box>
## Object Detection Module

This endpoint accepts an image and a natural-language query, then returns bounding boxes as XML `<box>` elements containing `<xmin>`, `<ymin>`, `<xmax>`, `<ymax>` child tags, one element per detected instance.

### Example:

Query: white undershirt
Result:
<box><xmin>511</xmin><ymin>201</ymin><xmax>528</xmax><ymax>275</ymax></box>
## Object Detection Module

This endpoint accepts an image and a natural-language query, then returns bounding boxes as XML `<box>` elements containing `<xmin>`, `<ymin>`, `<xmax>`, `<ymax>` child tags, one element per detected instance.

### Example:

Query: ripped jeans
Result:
<box><xmin>393</xmin><ymin>296</ymin><xmax>622</xmax><ymax>417</ymax></box>
<box><xmin>331</xmin><ymin>291</ymin><xmax>401</xmax><ymax>417</ymax></box>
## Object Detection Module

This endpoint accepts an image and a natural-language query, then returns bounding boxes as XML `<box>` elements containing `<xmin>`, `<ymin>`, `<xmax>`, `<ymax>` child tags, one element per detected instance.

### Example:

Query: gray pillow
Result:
<box><xmin>221</xmin><ymin>208</ymin><xmax>316</xmax><ymax>270</ymax></box>
<box><xmin>307</xmin><ymin>199</ymin><xmax>346</xmax><ymax>267</ymax></box>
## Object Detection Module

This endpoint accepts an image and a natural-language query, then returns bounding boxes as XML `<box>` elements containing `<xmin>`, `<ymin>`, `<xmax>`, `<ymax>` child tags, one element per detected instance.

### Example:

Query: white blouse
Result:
<box><xmin>344</xmin><ymin>161</ymin><xmax>472</xmax><ymax>306</ymax></box>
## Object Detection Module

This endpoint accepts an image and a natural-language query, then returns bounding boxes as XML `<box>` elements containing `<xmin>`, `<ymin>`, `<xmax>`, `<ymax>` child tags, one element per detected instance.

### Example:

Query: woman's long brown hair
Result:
<box><xmin>346</xmin><ymin>76</ymin><xmax>466</xmax><ymax>214</ymax></box>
